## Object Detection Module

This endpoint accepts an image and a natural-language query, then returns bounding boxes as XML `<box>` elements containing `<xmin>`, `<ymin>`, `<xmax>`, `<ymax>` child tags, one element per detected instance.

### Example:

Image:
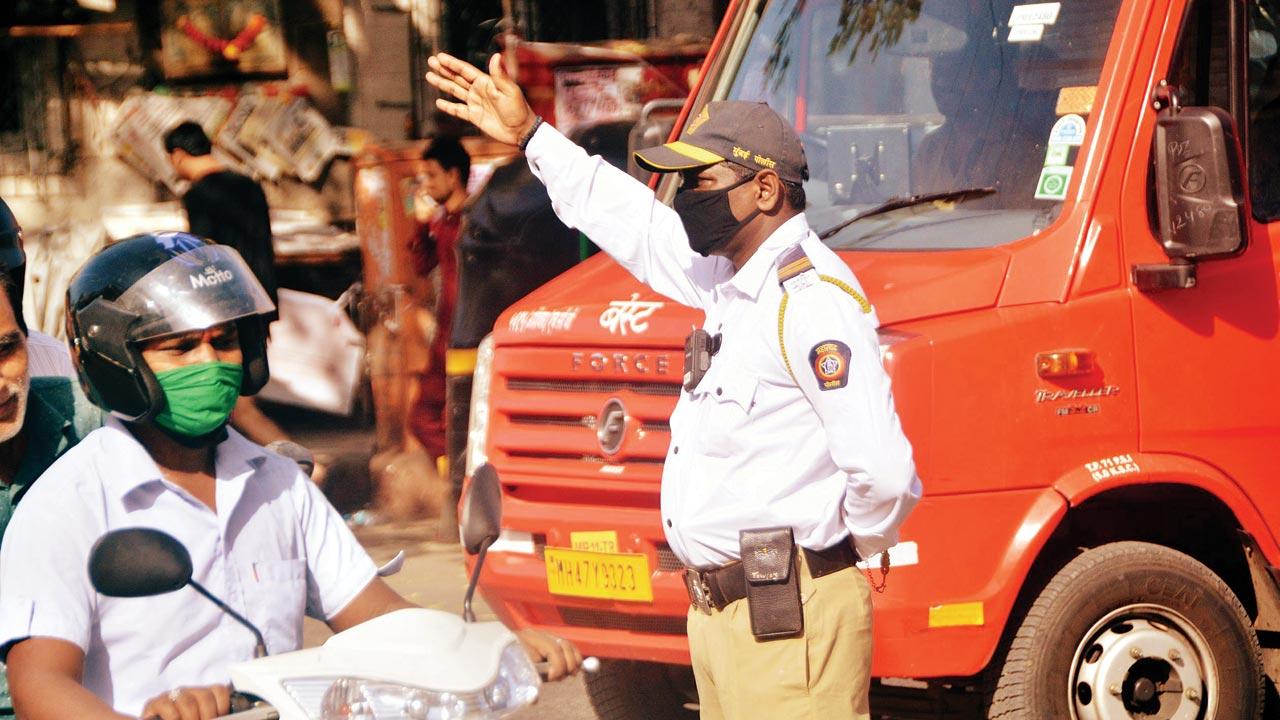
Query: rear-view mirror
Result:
<box><xmin>89</xmin><ymin>528</ymin><xmax>193</xmax><ymax>598</ymax></box>
<box><xmin>1154</xmin><ymin>106</ymin><xmax>1246</xmax><ymax>259</ymax></box>
<box><xmin>461</xmin><ymin>463</ymin><xmax>503</xmax><ymax>555</ymax></box>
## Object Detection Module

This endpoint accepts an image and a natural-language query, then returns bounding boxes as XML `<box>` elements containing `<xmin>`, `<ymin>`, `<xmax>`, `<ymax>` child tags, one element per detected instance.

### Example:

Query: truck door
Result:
<box><xmin>1126</xmin><ymin>0</ymin><xmax>1280</xmax><ymax>531</ymax></box>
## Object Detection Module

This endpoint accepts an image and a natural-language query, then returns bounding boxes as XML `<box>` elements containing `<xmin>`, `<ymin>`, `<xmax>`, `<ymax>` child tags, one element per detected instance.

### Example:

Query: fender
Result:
<box><xmin>897</xmin><ymin>454</ymin><xmax>1279</xmax><ymax>678</ymax></box>
<box><xmin>880</xmin><ymin>488</ymin><xmax>1067</xmax><ymax>677</ymax></box>
<box><xmin>1053</xmin><ymin>451</ymin><xmax>1280</xmax><ymax>564</ymax></box>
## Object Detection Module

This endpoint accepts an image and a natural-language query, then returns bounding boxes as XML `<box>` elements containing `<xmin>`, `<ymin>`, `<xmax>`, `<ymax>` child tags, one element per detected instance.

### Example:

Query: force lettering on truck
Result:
<box><xmin>571</xmin><ymin>351</ymin><xmax>672</xmax><ymax>375</ymax></box>
<box><xmin>599</xmin><ymin>293</ymin><xmax>663</xmax><ymax>335</ymax></box>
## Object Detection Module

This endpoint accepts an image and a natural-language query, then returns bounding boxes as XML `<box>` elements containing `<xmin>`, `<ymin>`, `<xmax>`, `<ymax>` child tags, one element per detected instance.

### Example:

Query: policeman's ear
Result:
<box><xmin>753</xmin><ymin>169</ymin><xmax>785</xmax><ymax>214</ymax></box>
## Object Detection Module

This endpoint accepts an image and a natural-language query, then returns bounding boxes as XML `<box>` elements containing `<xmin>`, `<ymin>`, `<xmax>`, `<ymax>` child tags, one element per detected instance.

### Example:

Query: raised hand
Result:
<box><xmin>426</xmin><ymin>53</ymin><xmax>537</xmax><ymax>146</ymax></box>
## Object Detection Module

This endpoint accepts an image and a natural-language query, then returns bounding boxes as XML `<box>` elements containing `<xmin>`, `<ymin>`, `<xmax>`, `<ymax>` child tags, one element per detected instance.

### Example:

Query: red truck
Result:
<box><xmin>464</xmin><ymin>0</ymin><xmax>1280</xmax><ymax>717</ymax></box>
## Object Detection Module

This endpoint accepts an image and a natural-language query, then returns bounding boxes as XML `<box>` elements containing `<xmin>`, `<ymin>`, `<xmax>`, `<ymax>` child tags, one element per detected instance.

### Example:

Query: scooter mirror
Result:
<box><xmin>461</xmin><ymin>463</ymin><xmax>503</xmax><ymax>555</ymax></box>
<box><xmin>89</xmin><ymin>527</ymin><xmax>193</xmax><ymax>598</ymax></box>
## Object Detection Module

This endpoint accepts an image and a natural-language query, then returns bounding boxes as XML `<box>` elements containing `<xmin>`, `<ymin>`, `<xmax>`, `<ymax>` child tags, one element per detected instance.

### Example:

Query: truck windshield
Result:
<box><xmin>697</xmin><ymin>0</ymin><xmax>1124</xmax><ymax>250</ymax></box>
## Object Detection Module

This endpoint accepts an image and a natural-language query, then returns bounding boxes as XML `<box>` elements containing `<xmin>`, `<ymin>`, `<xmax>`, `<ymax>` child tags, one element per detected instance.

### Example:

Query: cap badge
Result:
<box><xmin>687</xmin><ymin>106</ymin><xmax>711</xmax><ymax>135</ymax></box>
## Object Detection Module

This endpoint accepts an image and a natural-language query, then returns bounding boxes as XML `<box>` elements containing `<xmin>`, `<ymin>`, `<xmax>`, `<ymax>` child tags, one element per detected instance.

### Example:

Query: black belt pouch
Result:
<box><xmin>740</xmin><ymin>527</ymin><xmax>803</xmax><ymax>640</ymax></box>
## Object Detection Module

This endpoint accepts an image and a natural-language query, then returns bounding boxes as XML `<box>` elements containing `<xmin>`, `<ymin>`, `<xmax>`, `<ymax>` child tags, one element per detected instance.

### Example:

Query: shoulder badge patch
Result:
<box><xmin>809</xmin><ymin>340</ymin><xmax>851</xmax><ymax>390</ymax></box>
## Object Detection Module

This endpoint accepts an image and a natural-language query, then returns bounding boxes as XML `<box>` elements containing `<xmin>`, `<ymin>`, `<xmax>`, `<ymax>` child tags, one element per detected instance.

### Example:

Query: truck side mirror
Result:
<box><xmin>1153</xmin><ymin>106</ymin><xmax>1246</xmax><ymax>260</ymax></box>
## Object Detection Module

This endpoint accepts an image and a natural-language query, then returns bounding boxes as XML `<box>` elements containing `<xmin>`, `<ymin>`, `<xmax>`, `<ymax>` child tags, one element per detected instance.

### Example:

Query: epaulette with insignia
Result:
<box><xmin>776</xmin><ymin>245</ymin><xmax>818</xmax><ymax>294</ymax></box>
<box><xmin>776</xmin><ymin>243</ymin><xmax>872</xmax><ymax>383</ymax></box>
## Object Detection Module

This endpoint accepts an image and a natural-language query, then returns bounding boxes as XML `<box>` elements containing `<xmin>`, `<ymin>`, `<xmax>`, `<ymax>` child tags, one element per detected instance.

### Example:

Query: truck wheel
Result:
<box><xmin>584</xmin><ymin>659</ymin><xmax>697</xmax><ymax>720</ymax></box>
<box><xmin>988</xmin><ymin>541</ymin><xmax>1263</xmax><ymax>720</ymax></box>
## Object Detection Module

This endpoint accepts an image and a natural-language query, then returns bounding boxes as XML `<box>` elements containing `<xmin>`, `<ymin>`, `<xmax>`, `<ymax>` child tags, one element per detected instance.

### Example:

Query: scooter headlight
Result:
<box><xmin>304</xmin><ymin>642</ymin><xmax>539</xmax><ymax>719</ymax></box>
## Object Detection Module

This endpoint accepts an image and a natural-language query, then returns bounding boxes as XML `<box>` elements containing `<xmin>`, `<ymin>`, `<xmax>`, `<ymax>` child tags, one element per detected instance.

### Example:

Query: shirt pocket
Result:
<box><xmin>694</xmin><ymin>369</ymin><xmax>760</xmax><ymax>458</ymax></box>
<box><xmin>238</xmin><ymin>558</ymin><xmax>307</xmax><ymax>655</ymax></box>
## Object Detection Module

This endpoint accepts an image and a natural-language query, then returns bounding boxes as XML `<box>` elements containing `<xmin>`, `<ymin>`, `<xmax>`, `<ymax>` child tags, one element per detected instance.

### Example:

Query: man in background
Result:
<box><xmin>164</xmin><ymin>121</ymin><xmax>290</xmax><ymax>449</ymax></box>
<box><xmin>164</xmin><ymin>121</ymin><xmax>278</xmax><ymax>305</ymax></box>
<box><xmin>0</xmin><ymin>197</ymin><xmax>103</xmax><ymax>717</ymax></box>
<box><xmin>409</xmin><ymin>136</ymin><xmax>470</xmax><ymax>466</ymax></box>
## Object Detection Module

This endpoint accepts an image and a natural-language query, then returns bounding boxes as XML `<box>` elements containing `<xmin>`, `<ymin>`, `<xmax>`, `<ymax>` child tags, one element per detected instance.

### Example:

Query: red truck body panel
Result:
<box><xmin>466</xmin><ymin>0</ymin><xmax>1280</xmax><ymax>683</ymax></box>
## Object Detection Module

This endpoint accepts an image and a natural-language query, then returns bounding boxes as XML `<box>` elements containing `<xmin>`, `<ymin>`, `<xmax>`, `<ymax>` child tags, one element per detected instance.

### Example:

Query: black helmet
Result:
<box><xmin>65</xmin><ymin>232</ymin><xmax>276</xmax><ymax>422</ymax></box>
<box><xmin>0</xmin><ymin>198</ymin><xmax>26</xmax><ymax>335</ymax></box>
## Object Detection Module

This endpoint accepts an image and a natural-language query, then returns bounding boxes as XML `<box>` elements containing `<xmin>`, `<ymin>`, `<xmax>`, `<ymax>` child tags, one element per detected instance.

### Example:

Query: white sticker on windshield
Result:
<box><xmin>1035</xmin><ymin>166</ymin><xmax>1073</xmax><ymax>201</ymax></box>
<box><xmin>1049</xmin><ymin>114</ymin><xmax>1087</xmax><ymax>146</ymax></box>
<box><xmin>1010</xmin><ymin>3</ymin><xmax>1061</xmax><ymax>26</ymax></box>
<box><xmin>1008</xmin><ymin>24</ymin><xmax>1045</xmax><ymax>42</ymax></box>
<box><xmin>1044</xmin><ymin>143</ymin><xmax>1070</xmax><ymax>166</ymax></box>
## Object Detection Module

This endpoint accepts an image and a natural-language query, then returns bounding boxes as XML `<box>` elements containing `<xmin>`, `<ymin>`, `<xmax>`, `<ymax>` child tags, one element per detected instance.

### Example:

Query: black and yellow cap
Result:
<box><xmin>633</xmin><ymin>101</ymin><xmax>808</xmax><ymax>183</ymax></box>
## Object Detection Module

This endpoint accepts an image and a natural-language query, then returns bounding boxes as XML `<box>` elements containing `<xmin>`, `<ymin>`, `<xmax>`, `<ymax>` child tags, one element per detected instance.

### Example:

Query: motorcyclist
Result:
<box><xmin>0</xmin><ymin>233</ymin><xmax>580</xmax><ymax>720</ymax></box>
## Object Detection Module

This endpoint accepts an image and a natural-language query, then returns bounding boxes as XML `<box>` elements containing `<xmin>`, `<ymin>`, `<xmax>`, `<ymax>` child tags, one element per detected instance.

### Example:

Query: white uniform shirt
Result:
<box><xmin>0</xmin><ymin>418</ymin><xmax>376</xmax><ymax>715</ymax></box>
<box><xmin>526</xmin><ymin>124</ymin><xmax>922</xmax><ymax>568</ymax></box>
<box><xmin>26</xmin><ymin>329</ymin><xmax>76</xmax><ymax>378</ymax></box>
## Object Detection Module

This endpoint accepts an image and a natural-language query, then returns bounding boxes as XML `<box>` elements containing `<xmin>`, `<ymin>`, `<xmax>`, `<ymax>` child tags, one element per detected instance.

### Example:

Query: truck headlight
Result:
<box><xmin>465</xmin><ymin>335</ymin><xmax>496</xmax><ymax>478</ymax></box>
<box><xmin>307</xmin><ymin>642</ymin><xmax>539</xmax><ymax>719</ymax></box>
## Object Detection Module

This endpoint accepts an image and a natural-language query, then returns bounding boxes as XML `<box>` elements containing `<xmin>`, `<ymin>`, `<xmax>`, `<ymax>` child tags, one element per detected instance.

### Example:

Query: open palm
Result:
<box><xmin>426</xmin><ymin>53</ymin><xmax>535</xmax><ymax>146</ymax></box>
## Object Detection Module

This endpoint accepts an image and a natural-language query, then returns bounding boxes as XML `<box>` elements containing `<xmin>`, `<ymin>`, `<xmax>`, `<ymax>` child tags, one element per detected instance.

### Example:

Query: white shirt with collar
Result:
<box><xmin>526</xmin><ymin>123</ymin><xmax>922</xmax><ymax>568</ymax></box>
<box><xmin>0</xmin><ymin>417</ymin><xmax>376</xmax><ymax>715</ymax></box>
<box><xmin>26</xmin><ymin>329</ymin><xmax>76</xmax><ymax>379</ymax></box>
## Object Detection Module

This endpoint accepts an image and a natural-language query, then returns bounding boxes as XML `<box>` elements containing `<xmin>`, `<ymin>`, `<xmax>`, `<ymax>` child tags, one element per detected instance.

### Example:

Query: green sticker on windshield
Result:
<box><xmin>1044</xmin><ymin>143</ymin><xmax>1070</xmax><ymax>166</ymax></box>
<box><xmin>1035</xmin><ymin>166</ymin><xmax>1073</xmax><ymax>201</ymax></box>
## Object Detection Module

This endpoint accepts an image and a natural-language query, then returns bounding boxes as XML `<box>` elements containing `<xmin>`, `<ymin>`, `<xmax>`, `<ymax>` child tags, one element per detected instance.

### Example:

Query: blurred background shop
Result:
<box><xmin>0</xmin><ymin>0</ymin><xmax>719</xmax><ymax>524</ymax></box>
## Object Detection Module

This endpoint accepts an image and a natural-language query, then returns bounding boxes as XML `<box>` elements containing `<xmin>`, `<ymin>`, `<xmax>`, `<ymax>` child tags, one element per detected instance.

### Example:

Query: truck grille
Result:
<box><xmin>491</xmin><ymin>347</ymin><xmax>681</xmax><ymax>476</ymax></box>
<box><xmin>559</xmin><ymin>607</ymin><xmax>687</xmax><ymax>636</ymax></box>
<box><xmin>535</xmin><ymin>542</ymin><xmax>685</xmax><ymax>573</ymax></box>
<box><xmin>507</xmin><ymin>379</ymin><xmax>680</xmax><ymax>397</ymax></box>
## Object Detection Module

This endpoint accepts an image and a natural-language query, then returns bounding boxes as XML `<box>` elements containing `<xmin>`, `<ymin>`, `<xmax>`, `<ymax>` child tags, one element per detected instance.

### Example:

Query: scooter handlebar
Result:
<box><xmin>534</xmin><ymin>655</ymin><xmax>600</xmax><ymax>678</ymax></box>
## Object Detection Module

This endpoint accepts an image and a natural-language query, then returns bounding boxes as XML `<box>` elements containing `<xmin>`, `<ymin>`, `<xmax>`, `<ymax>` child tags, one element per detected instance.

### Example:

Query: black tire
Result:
<box><xmin>584</xmin><ymin>659</ymin><xmax>698</xmax><ymax>720</ymax></box>
<box><xmin>987</xmin><ymin>541</ymin><xmax>1263</xmax><ymax>720</ymax></box>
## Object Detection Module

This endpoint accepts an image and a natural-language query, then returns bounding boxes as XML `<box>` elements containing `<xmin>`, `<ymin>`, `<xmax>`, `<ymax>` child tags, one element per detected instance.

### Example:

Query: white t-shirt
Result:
<box><xmin>0</xmin><ymin>418</ymin><xmax>376</xmax><ymax>715</ymax></box>
<box><xmin>26</xmin><ymin>330</ymin><xmax>76</xmax><ymax>379</ymax></box>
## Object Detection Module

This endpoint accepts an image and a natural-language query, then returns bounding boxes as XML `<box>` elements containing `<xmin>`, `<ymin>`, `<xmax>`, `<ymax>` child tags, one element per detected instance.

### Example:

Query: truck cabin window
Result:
<box><xmin>693</xmin><ymin>0</ymin><xmax>1124</xmax><ymax>250</ymax></box>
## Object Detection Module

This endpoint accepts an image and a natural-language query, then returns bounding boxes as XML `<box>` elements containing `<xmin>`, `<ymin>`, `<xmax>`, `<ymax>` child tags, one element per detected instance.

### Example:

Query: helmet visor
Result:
<box><xmin>117</xmin><ymin>244</ymin><xmax>276</xmax><ymax>341</ymax></box>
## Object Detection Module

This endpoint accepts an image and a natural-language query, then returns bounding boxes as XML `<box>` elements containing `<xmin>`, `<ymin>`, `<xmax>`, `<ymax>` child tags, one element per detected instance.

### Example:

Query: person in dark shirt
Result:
<box><xmin>409</xmin><ymin>136</ymin><xmax>469</xmax><ymax>463</ymax></box>
<box><xmin>164</xmin><ymin>121</ymin><xmax>279</xmax><ymax>305</ymax></box>
<box><xmin>163</xmin><ymin>121</ymin><xmax>291</xmax><ymax>450</ymax></box>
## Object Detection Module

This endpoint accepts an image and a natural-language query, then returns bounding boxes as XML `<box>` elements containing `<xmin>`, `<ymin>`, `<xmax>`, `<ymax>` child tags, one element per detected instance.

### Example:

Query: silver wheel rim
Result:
<box><xmin>1070</xmin><ymin>604</ymin><xmax>1216</xmax><ymax>720</ymax></box>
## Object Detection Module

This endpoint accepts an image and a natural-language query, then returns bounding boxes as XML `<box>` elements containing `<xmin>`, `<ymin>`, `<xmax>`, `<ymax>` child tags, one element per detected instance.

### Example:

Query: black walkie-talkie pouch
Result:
<box><xmin>682</xmin><ymin>329</ymin><xmax>722</xmax><ymax>391</ymax></box>
<box><xmin>740</xmin><ymin>527</ymin><xmax>803</xmax><ymax>640</ymax></box>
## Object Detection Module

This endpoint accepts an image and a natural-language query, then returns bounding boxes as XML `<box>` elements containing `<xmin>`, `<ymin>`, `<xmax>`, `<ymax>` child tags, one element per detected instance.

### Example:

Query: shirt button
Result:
<box><xmin>716</xmin><ymin>387</ymin><xmax>723</xmax><ymax>396</ymax></box>
<box><xmin>673</xmin><ymin>446</ymin><xmax>679</xmax><ymax>454</ymax></box>
<box><xmin>666</xmin><ymin>519</ymin><xmax>673</xmax><ymax>527</ymax></box>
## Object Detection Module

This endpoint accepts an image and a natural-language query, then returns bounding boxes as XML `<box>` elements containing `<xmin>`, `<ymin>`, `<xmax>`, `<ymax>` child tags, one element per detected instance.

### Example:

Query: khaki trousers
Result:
<box><xmin>686</xmin><ymin>553</ymin><xmax>872</xmax><ymax>720</ymax></box>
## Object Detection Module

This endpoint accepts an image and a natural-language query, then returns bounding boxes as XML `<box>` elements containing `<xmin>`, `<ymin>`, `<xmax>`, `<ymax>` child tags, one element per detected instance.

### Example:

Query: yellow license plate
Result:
<box><xmin>544</xmin><ymin>547</ymin><xmax>654</xmax><ymax>602</ymax></box>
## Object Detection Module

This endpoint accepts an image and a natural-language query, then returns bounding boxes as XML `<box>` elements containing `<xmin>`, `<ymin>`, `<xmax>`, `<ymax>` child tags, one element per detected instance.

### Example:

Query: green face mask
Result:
<box><xmin>153</xmin><ymin>361</ymin><xmax>243</xmax><ymax>438</ymax></box>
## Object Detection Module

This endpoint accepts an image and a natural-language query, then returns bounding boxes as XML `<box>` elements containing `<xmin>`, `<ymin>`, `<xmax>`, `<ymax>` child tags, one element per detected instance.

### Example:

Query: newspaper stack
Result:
<box><xmin>112</xmin><ymin>94</ymin><xmax>235</xmax><ymax>195</ymax></box>
<box><xmin>112</xmin><ymin>90</ymin><xmax>341</xmax><ymax>191</ymax></box>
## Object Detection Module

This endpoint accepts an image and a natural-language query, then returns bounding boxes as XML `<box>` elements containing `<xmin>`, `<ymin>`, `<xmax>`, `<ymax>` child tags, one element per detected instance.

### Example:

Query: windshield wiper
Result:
<box><xmin>817</xmin><ymin>187</ymin><xmax>997</xmax><ymax>241</ymax></box>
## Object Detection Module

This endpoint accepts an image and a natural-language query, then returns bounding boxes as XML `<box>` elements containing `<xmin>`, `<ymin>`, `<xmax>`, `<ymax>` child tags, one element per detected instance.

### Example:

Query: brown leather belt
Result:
<box><xmin>683</xmin><ymin>540</ymin><xmax>860</xmax><ymax>613</ymax></box>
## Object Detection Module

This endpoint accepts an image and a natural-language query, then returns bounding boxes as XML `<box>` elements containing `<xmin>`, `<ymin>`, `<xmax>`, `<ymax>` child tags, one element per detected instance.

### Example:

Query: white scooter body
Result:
<box><xmin>227</xmin><ymin>608</ymin><xmax>529</xmax><ymax>719</ymax></box>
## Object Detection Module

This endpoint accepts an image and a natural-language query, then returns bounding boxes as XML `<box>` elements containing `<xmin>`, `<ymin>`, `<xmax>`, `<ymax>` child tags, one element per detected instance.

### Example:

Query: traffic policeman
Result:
<box><xmin>427</xmin><ymin>52</ymin><xmax>922</xmax><ymax>719</ymax></box>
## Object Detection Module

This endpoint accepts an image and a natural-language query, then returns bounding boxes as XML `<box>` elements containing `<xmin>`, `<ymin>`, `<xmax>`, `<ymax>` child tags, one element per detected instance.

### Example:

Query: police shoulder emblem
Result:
<box><xmin>808</xmin><ymin>340</ymin><xmax>851</xmax><ymax>390</ymax></box>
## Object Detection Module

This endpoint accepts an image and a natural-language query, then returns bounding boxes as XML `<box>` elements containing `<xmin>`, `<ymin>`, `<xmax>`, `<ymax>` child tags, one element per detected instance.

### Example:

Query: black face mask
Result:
<box><xmin>674</xmin><ymin>173</ymin><xmax>762</xmax><ymax>256</ymax></box>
